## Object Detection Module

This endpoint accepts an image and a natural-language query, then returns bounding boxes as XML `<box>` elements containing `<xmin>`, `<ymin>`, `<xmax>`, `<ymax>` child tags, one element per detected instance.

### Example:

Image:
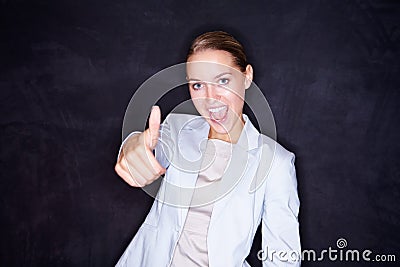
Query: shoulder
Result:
<box><xmin>256</xmin><ymin>134</ymin><xmax>297</xmax><ymax>189</ymax></box>
<box><xmin>259</xmin><ymin>134</ymin><xmax>295</xmax><ymax>166</ymax></box>
<box><xmin>258</xmin><ymin>135</ymin><xmax>298</xmax><ymax>199</ymax></box>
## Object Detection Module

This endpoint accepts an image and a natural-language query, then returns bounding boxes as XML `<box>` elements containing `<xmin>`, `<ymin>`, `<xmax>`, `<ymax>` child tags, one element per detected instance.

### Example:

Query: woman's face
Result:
<box><xmin>186</xmin><ymin>49</ymin><xmax>253</xmax><ymax>142</ymax></box>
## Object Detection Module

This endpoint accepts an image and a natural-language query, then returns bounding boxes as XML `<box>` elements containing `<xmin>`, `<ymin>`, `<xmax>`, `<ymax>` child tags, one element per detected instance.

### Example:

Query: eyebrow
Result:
<box><xmin>187</xmin><ymin>72</ymin><xmax>232</xmax><ymax>82</ymax></box>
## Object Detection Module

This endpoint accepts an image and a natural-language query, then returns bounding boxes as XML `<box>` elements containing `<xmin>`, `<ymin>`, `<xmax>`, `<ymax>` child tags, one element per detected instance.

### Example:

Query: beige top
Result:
<box><xmin>170</xmin><ymin>139</ymin><xmax>233</xmax><ymax>266</ymax></box>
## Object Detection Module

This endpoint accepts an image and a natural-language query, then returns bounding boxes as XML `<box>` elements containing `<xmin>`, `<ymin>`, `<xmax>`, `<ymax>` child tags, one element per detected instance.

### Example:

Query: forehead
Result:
<box><xmin>186</xmin><ymin>50</ymin><xmax>242</xmax><ymax>80</ymax></box>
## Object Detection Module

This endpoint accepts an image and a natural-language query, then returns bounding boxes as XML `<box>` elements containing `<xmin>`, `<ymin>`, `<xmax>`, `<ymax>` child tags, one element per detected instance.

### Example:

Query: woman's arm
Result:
<box><xmin>261</xmin><ymin>151</ymin><xmax>301</xmax><ymax>266</ymax></box>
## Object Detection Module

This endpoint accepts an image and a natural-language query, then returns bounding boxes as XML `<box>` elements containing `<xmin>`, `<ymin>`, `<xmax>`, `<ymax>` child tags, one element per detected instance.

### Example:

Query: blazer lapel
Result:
<box><xmin>176</xmin><ymin>117</ymin><xmax>210</xmax><ymax>189</ymax></box>
<box><xmin>166</xmin><ymin>114</ymin><xmax>262</xmax><ymax>229</ymax></box>
<box><xmin>209</xmin><ymin>115</ymin><xmax>262</xmax><ymax>223</ymax></box>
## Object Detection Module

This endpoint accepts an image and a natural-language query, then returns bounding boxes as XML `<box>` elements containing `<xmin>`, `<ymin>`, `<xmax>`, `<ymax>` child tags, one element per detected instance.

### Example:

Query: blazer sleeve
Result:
<box><xmin>261</xmin><ymin>151</ymin><xmax>301</xmax><ymax>266</ymax></box>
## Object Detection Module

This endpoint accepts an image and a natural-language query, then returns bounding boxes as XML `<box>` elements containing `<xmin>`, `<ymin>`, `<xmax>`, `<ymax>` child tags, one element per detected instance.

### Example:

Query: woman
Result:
<box><xmin>115</xmin><ymin>31</ymin><xmax>301</xmax><ymax>266</ymax></box>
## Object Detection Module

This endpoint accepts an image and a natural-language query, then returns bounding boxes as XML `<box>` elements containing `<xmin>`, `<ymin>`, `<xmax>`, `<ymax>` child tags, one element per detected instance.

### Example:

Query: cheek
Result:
<box><xmin>190</xmin><ymin>90</ymin><xmax>210</xmax><ymax>105</ymax></box>
<box><xmin>189</xmin><ymin>90</ymin><xmax>200</xmax><ymax>102</ymax></box>
<box><xmin>230</xmin><ymin>99</ymin><xmax>244</xmax><ymax>113</ymax></box>
<box><xmin>190</xmin><ymin>95</ymin><xmax>206</xmax><ymax>113</ymax></box>
<box><xmin>224</xmin><ymin>89</ymin><xmax>245</xmax><ymax>110</ymax></box>
<box><xmin>192</xmin><ymin>98</ymin><xmax>202</xmax><ymax>108</ymax></box>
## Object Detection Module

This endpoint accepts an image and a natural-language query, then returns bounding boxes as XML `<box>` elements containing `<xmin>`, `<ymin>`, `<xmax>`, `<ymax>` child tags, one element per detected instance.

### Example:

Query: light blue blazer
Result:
<box><xmin>117</xmin><ymin>113</ymin><xmax>301</xmax><ymax>267</ymax></box>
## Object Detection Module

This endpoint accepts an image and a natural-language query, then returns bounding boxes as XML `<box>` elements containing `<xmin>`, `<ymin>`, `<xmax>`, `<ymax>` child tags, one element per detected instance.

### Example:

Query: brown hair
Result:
<box><xmin>187</xmin><ymin>31</ymin><xmax>248</xmax><ymax>72</ymax></box>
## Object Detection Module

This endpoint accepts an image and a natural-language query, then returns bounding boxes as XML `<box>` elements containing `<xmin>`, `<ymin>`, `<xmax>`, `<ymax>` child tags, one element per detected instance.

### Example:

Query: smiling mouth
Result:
<box><xmin>208</xmin><ymin>105</ymin><xmax>228</xmax><ymax>122</ymax></box>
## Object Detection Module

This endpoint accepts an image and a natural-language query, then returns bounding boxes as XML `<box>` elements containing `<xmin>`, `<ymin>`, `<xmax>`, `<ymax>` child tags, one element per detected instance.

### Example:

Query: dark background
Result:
<box><xmin>1</xmin><ymin>0</ymin><xmax>399</xmax><ymax>266</ymax></box>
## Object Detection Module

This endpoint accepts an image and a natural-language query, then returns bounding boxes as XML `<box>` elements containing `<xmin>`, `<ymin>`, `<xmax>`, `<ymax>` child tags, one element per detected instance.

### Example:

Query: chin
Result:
<box><xmin>202</xmin><ymin>108</ymin><xmax>236</xmax><ymax>129</ymax></box>
<box><xmin>207</xmin><ymin>118</ymin><xmax>234</xmax><ymax>134</ymax></box>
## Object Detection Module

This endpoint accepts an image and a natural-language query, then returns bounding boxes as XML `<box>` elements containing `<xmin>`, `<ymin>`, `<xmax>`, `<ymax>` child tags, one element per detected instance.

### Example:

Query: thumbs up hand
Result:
<box><xmin>115</xmin><ymin>106</ymin><xmax>166</xmax><ymax>187</ymax></box>
<box><xmin>146</xmin><ymin>105</ymin><xmax>161</xmax><ymax>150</ymax></box>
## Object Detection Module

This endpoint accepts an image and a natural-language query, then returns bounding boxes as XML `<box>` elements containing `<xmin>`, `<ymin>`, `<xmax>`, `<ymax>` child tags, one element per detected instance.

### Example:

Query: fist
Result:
<box><xmin>114</xmin><ymin>106</ymin><xmax>166</xmax><ymax>187</ymax></box>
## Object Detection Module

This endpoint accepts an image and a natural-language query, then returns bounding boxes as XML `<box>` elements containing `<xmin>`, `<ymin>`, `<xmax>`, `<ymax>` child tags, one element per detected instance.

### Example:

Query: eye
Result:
<box><xmin>218</xmin><ymin>78</ymin><xmax>229</xmax><ymax>85</ymax></box>
<box><xmin>191</xmin><ymin>82</ymin><xmax>204</xmax><ymax>90</ymax></box>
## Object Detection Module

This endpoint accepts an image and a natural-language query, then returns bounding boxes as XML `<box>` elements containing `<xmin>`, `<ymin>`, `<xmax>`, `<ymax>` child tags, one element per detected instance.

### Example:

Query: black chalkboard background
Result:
<box><xmin>1</xmin><ymin>0</ymin><xmax>399</xmax><ymax>266</ymax></box>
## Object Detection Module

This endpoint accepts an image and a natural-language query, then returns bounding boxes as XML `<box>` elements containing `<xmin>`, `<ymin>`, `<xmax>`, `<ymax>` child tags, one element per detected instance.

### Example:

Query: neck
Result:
<box><xmin>208</xmin><ymin>114</ymin><xmax>245</xmax><ymax>143</ymax></box>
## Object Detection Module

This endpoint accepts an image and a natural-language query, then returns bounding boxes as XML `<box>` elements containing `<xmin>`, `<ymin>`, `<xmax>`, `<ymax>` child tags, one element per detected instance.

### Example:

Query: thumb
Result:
<box><xmin>148</xmin><ymin>105</ymin><xmax>161</xmax><ymax>149</ymax></box>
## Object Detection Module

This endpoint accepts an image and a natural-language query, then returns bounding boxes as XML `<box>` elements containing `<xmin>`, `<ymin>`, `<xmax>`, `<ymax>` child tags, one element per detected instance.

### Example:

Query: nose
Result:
<box><xmin>205</xmin><ymin>82</ymin><xmax>220</xmax><ymax>102</ymax></box>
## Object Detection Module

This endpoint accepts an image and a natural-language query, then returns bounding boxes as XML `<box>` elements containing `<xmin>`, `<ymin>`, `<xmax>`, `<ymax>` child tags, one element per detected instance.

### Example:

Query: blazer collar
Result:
<box><xmin>182</xmin><ymin>114</ymin><xmax>260</xmax><ymax>151</ymax></box>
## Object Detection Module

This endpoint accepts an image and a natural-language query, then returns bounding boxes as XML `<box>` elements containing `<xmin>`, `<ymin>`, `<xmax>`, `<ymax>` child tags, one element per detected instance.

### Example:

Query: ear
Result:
<box><xmin>244</xmin><ymin>64</ymin><xmax>253</xmax><ymax>89</ymax></box>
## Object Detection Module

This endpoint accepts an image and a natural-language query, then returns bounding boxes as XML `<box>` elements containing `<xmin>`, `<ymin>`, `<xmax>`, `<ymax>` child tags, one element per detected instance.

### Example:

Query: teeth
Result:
<box><xmin>208</xmin><ymin>106</ymin><xmax>227</xmax><ymax>113</ymax></box>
